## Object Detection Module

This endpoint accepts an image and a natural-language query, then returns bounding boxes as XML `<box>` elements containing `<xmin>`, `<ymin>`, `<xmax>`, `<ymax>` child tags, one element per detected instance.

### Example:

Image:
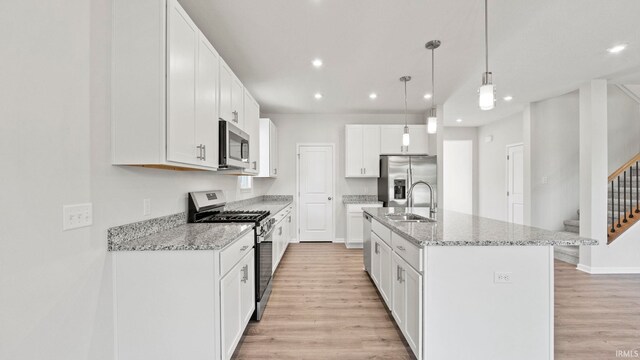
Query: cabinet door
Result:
<box><xmin>219</xmin><ymin>60</ymin><xmax>233</xmax><ymax>122</ymax></box>
<box><xmin>231</xmin><ymin>76</ymin><xmax>244</xmax><ymax>129</ymax></box>
<box><xmin>346</xmin><ymin>211</ymin><xmax>364</xmax><ymax>247</ymax></box>
<box><xmin>378</xmin><ymin>240</ymin><xmax>393</xmax><ymax>307</ymax></box>
<box><xmin>220</xmin><ymin>261</ymin><xmax>242</xmax><ymax>360</ymax></box>
<box><xmin>269</xmin><ymin>121</ymin><xmax>278</xmax><ymax>177</ymax></box>
<box><xmin>240</xmin><ymin>250</ymin><xmax>255</xmax><ymax>326</ymax></box>
<box><xmin>370</xmin><ymin>235</ymin><xmax>381</xmax><ymax>286</ymax></box>
<box><xmin>244</xmin><ymin>91</ymin><xmax>260</xmax><ymax>171</ymax></box>
<box><xmin>195</xmin><ymin>33</ymin><xmax>219</xmax><ymax>169</ymax></box>
<box><xmin>284</xmin><ymin>214</ymin><xmax>292</xmax><ymax>253</ymax></box>
<box><xmin>404</xmin><ymin>262</ymin><xmax>423</xmax><ymax>358</ymax></box>
<box><xmin>362</xmin><ymin>125</ymin><xmax>381</xmax><ymax>176</ymax></box>
<box><xmin>380</xmin><ymin>125</ymin><xmax>405</xmax><ymax>154</ymax></box>
<box><xmin>167</xmin><ymin>0</ymin><xmax>198</xmax><ymax>165</ymax></box>
<box><xmin>391</xmin><ymin>253</ymin><xmax>405</xmax><ymax>329</ymax></box>
<box><xmin>345</xmin><ymin>125</ymin><xmax>363</xmax><ymax>177</ymax></box>
<box><xmin>408</xmin><ymin>125</ymin><xmax>428</xmax><ymax>154</ymax></box>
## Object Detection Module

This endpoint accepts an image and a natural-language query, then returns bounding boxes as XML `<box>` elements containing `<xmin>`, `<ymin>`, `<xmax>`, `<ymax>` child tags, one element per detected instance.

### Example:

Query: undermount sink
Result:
<box><xmin>385</xmin><ymin>213</ymin><xmax>435</xmax><ymax>223</ymax></box>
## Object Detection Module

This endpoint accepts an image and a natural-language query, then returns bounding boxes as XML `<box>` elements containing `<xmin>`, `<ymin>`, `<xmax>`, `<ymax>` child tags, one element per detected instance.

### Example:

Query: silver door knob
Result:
<box><xmin>328</xmin><ymin>197</ymin><xmax>332</xmax><ymax>200</ymax></box>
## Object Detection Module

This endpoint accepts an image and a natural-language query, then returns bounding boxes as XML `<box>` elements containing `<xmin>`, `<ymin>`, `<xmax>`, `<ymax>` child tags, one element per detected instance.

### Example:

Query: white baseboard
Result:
<box><xmin>289</xmin><ymin>237</ymin><xmax>300</xmax><ymax>244</ymax></box>
<box><xmin>345</xmin><ymin>242</ymin><xmax>363</xmax><ymax>249</ymax></box>
<box><xmin>577</xmin><ymin>263</ymin><xmax>640</xmax><ymax>274</ymax></box>
<box><xmin>333</xmin><ymin>237</ymin><xmax>344</xmax><ymax>244</ymax></box>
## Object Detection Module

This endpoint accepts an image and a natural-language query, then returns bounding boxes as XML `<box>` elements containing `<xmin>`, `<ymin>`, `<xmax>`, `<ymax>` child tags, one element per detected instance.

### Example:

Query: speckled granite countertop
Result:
<box><xmin>228</xmin><ymin>198</ymin><xmax>293</xmax><ymax>217</ymax></box>
<box><xmin>363</xmin><ymin>207</ymin><xmax>599</xmax><ymax>247</ymax></box>
<box><xmin>108</xmin><ymin>223</ymin><xmax>254</xmax><ymax>251</ymax></box>
<box><xmin>343</xmin><ymin>195</ymin><xmax>381</xmax><ymax>204</ymax></box>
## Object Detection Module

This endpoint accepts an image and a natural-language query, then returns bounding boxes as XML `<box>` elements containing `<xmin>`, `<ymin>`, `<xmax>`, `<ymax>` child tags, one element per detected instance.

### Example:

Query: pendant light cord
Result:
<box><xmin>404</xmin><ymin>79</ymin><xmax>408</xmax><ymax>127</ymax></box>
<box><xmin>485</xmin><ymin>0</ymin><xmax>489</xmax><ymax>74</ymax></box>
<box><xmin>431</xmin><ymin>48</ymin><xmax>435</xmax><ymax>109</ymax></box>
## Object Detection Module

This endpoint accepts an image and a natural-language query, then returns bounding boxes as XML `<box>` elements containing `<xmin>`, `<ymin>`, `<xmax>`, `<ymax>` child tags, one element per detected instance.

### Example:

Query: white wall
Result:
<box><xmin>476</xmin><ymin>113</ymin><xmax>523</xmax><ymax>221</ymax></box>
<box><xmin>608</xmin><ymin>85</ymin><xmax>640</xmax><ymax>172</ymax></box>
<box><xmin>262</xmin><ymin>113</ymin><xmax>430</xmax><ymax>240</ymax></box>
<box><xmin>442</xmin><ymin>127</ymin><xmax>478</xmax><ymax>215</ymax></box>
<box><xmin>529</xmin><ymin>92</ymin><xmax>581</xmax><ymax>231</ymax></box>
<box><xmin>0</xmin><ymin>1</ymin><xmax>268</xmax><ymax>359</ymax></box>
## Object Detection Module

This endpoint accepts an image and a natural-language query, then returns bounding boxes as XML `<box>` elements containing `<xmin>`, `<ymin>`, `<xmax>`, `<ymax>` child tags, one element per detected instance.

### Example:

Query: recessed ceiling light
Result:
<box><xmin>314</xmin><ymin>93</ymin><xmax>323</xmax><ymax>99</ymax></box>
<box><xmin>456</xmin><ymin>118</ymin><xmax>463</xmax><ymax>123</ymax></box>
<box><xmin>607</xmin><ymin>44</ymin><xmax>627</xmax><ymax>54</ymax></box>
<box><xmin>312</xmin><ymin>58</ymin><xmax>323</xmax><ymax>68</ymax></box>
<box><xmin>424</xmin><ymin>93</ymin><xmax>432</xmax><ymax>100</ymax></box>
<box><xmin>369</xmin><ymin>93</ymin><xmax>378</xmax><ymax>99</ymax></box>
<box><xmin>503</xmin><ymin>95</ymin><xmax>513</xmax><ymax>101</ymax></box>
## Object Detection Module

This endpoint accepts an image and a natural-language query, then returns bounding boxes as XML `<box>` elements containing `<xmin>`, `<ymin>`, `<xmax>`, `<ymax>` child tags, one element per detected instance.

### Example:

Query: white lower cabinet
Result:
<box><xmin>345</xmin><ymin>203</ymin><xmax>382</xmax><ymax>248</ymax></box>
<box><xmin>368</xmin><ymin>219</ymin><xmax>422</xmax><ymax>359</ymax></box>
<box><xmin>392</xmin><ymin>252</ymin><xmax>422</xmax><ymax>359</ymax></box>
<box><xmin>113</xmin><ymin>231</ymin><xmax>255</xmax><ymax>360</ymax></box>
<box><xmin>221</xmin><ymin>249</ymin><xmax>255</xmax><ymax>360</ymax></box>
<box><xmin>272</xmin><ymin>205</ymin><xmax>293</xmax><ymax>273</ymax></box>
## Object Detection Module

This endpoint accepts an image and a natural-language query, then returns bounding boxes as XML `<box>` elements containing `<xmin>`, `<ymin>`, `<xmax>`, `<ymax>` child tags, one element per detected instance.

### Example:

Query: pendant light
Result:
<box><xmin>400</xmin><ymin>76</ymin><xmax>412</xmax><ymax>147</ymax></box>
<box><xmin>425</xmin><ymin>40</ymin><xmax>441</xmax><ymax>134</ymax></box>
<box><xmin>478</xmin><ymin>0</ymin><xmax>495</xmax><ymax>110</ymax></box>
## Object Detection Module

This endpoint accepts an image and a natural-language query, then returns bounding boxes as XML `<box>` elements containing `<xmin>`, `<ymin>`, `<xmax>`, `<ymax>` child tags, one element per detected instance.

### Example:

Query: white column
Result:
<box><xmin>436</xmin><ymin>105</ymin><xmax>445</xmax><ymax>210</ymax></box>
<box><xmin>578</xmin><ymin>80</ymin><xmax>608</xmax><ymax>272</ymax></box>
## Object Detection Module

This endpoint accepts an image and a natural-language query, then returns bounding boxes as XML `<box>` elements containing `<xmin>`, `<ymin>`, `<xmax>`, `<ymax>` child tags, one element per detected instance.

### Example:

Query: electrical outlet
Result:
<box><xmin>494</xmin><ymin>272</ymin><xmax>513</xmax><ymax>284</ymax></box>
<box><xmin>143</xmin><ymin>199</ymin><xmax>151</xmax><ymax>216</ymax></box>
<box><xmin>541</xmin><ymin>176</ymin><xmax>549</xmax><ymax>184</ymax></box>
<box><xmin>63</xmin><ymin>203</ymin><xmax>93</xmax><ymax>230</ymax></box>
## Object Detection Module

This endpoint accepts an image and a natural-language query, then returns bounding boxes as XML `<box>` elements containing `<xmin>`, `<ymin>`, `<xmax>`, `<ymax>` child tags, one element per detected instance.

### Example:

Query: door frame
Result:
<box><xmin>296</xmin><ymin>143</ymin><xmax>336</xmax><ymax>243</ymax></box>
<box><xmin>506</xmin><ymin>142</ymin><xmax>524</xmax><ymax>223</ymax></box>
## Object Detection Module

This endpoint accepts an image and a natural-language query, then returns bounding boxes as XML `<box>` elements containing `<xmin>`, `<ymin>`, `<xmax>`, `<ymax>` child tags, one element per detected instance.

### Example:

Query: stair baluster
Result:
<box><xmin>617</xmin><ymin>176</ymin><xmax>622</xmax><ymax>228</ymax></box>
<box><xmin>611</xmin><ymin>180</ymin><xmax>616</xmax><ymax>234</ymax></box>
<box><xmin>623</xmin><ymin>171</ymin><xmax>628</xmax><ymax>223</ymax></box>
<box><xmin>636</xmin><ymin>161</ymin><xmax>639</xmax><ymax>214</ymax></box>
<box><xmin>630</xmin><ymin>166</ymin><xmax>635</xmax><ymax>219</ymax></box>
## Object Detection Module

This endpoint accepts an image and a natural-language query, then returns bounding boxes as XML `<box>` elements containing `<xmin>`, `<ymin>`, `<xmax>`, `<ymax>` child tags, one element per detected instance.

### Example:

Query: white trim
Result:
<box><xmin>577</xmin><ymin>263</ymin><xmax>640</xmax><ymax>274</ymax></box>
<box><xmin>344</xmin><ymin>242</ymin><xmax>363</xmax><ymax>249</ymax></box>
<box><xmin>296</xmin><ymin>143</ymin><xmax>336</xmax><ymax>243</ymax></box>
<box><xmin>548</xmin><ymin>246</ymin><xmax>554</xmax><ymax>360</ymax></box>
<box><xmin>617</xmin><ymin>84</ymin><xmax>640</xmax><ymax>104</ymax></box>
<box><xmin>333</xmin><ymin>238</ymin><xmax>345</xmax><ymax>244</ymax></box>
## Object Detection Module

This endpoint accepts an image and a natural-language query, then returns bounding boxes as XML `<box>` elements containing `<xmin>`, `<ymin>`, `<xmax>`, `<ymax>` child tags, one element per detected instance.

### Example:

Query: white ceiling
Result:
<box><xmin>180</xmin><ymin>0</ymin><xmax>640</xmax><ymax>127</ymax></box>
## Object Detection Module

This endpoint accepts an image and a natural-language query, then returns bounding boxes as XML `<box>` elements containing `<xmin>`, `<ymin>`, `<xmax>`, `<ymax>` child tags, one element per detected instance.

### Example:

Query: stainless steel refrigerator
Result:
<box><xmin>378</xmin><ymin>155</ymin><xmax>437</xmax><ymax>208</ymax></box>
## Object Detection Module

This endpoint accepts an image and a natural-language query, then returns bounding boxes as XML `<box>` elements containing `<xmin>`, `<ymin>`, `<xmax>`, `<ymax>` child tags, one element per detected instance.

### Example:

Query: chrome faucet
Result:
<box><xmin>407</xmin><ymin>180</ymin><xmax>437</xmax><ymax>217</ymax></box>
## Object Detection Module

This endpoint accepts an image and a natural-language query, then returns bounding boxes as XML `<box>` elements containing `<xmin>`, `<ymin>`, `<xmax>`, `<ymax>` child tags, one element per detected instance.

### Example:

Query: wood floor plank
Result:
<box><xmin>233</xmin><ymin>244</ymin><xmax>640</xmax><ymax>359</ymax></box>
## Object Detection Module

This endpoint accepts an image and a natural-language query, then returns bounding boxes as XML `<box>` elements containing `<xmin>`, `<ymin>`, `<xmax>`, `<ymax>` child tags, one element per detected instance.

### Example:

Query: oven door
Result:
<box><xmin>256</xmin><ymin>227</ymin><xmax>273</xmax><ymax>302</ymax></box>
<box><xmin>219</xmin><ymin>120</ymin><xmax>250</xmax><ymax>168</ymax></box>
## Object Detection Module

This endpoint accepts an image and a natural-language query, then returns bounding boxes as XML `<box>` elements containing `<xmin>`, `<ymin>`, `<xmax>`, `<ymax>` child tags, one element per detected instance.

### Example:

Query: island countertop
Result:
<box><xmin>363</xmin><ymin>207</ymin><xmax>599</xmax><ymax>247</ymax></box>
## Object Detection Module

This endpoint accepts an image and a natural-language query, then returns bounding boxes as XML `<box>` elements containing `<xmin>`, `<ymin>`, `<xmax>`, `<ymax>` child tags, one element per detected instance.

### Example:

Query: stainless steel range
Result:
<box><xmin>188</xmin><ymin>190</ymin><xmax>275</xmax><ymax>321</ymax></box>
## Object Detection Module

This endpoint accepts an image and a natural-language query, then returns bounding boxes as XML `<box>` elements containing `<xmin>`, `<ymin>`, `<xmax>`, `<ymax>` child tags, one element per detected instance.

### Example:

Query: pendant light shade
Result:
<box><xmin>425</xmin><ymin>40</ymin><xmax>440</xmax><ymax>134</ymax></box>
<box><xmin>427</xmin><ymin>108</ymin><xmax>437</xmax><ymax>134</ymax></box>
<box><xmin>400</xmin><ymin>76</ymin><xmax>412</xmax><ymax>149</ymax></box>
<box><xmin>479</xmin><ymin>0</ymin><xmax>495</xmax><ymax>111</ymax></box>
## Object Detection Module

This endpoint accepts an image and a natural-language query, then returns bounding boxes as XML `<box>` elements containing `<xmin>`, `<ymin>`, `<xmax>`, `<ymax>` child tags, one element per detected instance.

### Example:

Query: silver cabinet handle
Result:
<box><xmin>240</xmin><ymin>245</ymin><xmax>249</xmax><ymax>252</ymax></box>
<box><xmin>288</xmin><ymin>216</ymin><xmax>291</xmax><ymax>223</ymax></box>
<box><xmin>232</xmin><ymin>111</ymin><xmax>239</xmax><ymax>123</ymax></box>
<box><xmin>278</xmin><ymin>227</ymin><xmax>282</xmax><ymax>236</ymax></box>
<box><xmin>252</xmin><ymin>161</ymin><xmax>257</xmax><ymax>170</ymax></box>
<box><xmin>396</xmin><ymin>245</ymin><xmax>406</xmax><ymax>251</ymax></box>
<box><xmin>202</xmin><ymin>144</ymin><xmax>206</xmax><ymax>161</ymax></box>
<box><xmin>196</xmin><ymin>144</ymin><xmax>204</xmax><ymax>160</ymax></box>
<box><xmin>400</xmin><ymin>268</ymin><xmax>405</xmax><ymax>283</ymax></box>
<box><xmin>241</xmin><ymin>264</ymin><xmax>248</xmax><ymax>283</ymax></box>
<box><xmin>274</xmin><ymin>168</ymin><xmax>277</xmax><ymax>175</ymax></box>
<box><xmin>397</xmin><ymin>265</ymin><xmax>401</xmax><ymax>282</ymax></box>
<box><xmin>364</xmin><ymin>168</ymin><xmax>366</xmax><ymax>174</ymax></box>
<box><xmin>375</xmin><ymin>242</ymin><xmax>379</xmax><ymax>254</ymax></box>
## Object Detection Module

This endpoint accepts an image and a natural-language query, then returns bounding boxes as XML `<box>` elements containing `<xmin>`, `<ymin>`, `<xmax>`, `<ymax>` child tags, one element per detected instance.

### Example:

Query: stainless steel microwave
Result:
<box><xmin>219</xmin><ymin>120</ymin><xmax>250</xmax><ymax>169</ymax></box>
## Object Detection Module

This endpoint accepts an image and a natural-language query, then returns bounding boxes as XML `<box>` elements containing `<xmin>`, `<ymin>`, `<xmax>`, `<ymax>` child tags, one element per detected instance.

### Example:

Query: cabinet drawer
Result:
<box><xmin>372</xmin><ymin>219</ymin><xmax>391</xmax><ymax>246</ymax></box>
<box><xmin>346</xmin><ymin>203</ymin><xmax>382</xmax><ymax>213</ymax></box>
<box><xmin>391</xmin><ymin>232</ymin><xmax>423</xmax><ymax>272</ymax></box>
<box><xmin>220</xmin><ymin>231</ymin><xmax>255</xmax><ymax>276</ymax></box>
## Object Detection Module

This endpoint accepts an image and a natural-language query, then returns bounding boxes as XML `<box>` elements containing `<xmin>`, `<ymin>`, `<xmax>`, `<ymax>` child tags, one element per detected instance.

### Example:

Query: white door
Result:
<box><xmin>220</xmin><ymin>263</ymin><xmax>242</xmax><ymax>360</ymax></box>
<box><xmin>298</xmin><ymin>145</ymin><xmax>334</xmax><ymax>241</ymax></box>
<box><xmin>443</xmin><ymin>140</ymin><xmax>473</xmax><ymax>214</ymax></box>
<box><xmin>507</xmin><ymin>144</ymin><xmax>525</xmax><ymax>224</ymax></box>
<box><xmin>167</xmin><ymin>0</ymin><xmax>197</xmax><ymax>165</ymax></box>
<box><xmin>362</xmin><ymin>125</ymin><xmax>381</xmax><ymax>176</ymax></box>
<box><xmin>404</xmin><ymin>262</ymin><xmax>423</xmax><ymax>358</ymax></box>
<box><xmin>195</xmin><ymin>33</ymin><xmax>219</xmax><ymax>169</ymax></box>
<box><xmin>345</xmin><ymin>125</ymin><xmax>363</xmax><ymax>177</ymax></box>
<box><xmin>378</xmin><ymin>241</ymin><xmax>392</xmax><ymax>307</ymax></box>
<box><xmin>380</xmin><ymin>125</ymin><xmax>405</xmax><ymax>154</ymax></box>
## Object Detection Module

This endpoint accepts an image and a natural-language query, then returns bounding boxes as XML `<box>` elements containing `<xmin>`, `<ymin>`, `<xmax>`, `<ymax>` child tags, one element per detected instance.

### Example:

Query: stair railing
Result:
<box><xmin>608</xmin><ymin>153</ymin><xmax>640</xmax><ymax>243</ymax></box>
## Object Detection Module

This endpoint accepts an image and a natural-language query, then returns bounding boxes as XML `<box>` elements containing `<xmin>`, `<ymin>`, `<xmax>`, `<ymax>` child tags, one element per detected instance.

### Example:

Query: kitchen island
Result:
<box><xmin>363</xmin><ymin>207</ymin><xmax>597</xmax><ymax>360</ymax></box>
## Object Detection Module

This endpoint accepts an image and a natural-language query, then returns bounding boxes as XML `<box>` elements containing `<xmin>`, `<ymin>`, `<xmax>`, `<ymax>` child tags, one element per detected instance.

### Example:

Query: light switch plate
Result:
<box><xmin>63</xmin><ymin>203</ymin><xmax>93</xmax><ymax>230</ymax></box>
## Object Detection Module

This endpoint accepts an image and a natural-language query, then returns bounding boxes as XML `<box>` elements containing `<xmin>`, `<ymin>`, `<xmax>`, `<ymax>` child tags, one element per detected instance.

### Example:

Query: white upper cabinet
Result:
<box><xmin>195</xmin><ymin>33</ymin><xmax>220</xmax><ymax>168</ymax></box>
<box><xmin>219</xmin><ymin>60</ymin><xmax>244</xmax><ymax>129</ymax></box>
<box><xmin>111</xmin><ymin>0</ymin><xmax>258</xmax><ymax>172</ymax></box>
<box><xmin>243</xmin><ymin>90</ymin><xmax>260</xmax><ymax>173</ymax></box>
<box><xmin>258</xmin><ymin>118</ymin><xmax>278</xmax><ymax>177</ymax></box>
<box><xmin>345</xmin><ymin>125</ymin><xmax>380</xmax><ymax>177</ymax></box>
<box><xmin>380</xmin><ymin>125</ymin><xmax>429</xmax><ymax>155</ymax></box>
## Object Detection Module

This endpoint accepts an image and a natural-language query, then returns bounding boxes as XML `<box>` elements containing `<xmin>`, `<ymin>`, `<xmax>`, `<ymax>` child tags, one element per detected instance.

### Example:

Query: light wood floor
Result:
<box><xmin>233</xmin><ymin>244</ymin><xmax>640</xmax><ymax>359</ymax></box>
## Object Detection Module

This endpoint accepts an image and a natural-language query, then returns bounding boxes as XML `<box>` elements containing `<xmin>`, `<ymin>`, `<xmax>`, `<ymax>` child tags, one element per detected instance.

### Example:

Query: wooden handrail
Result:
<box><xmin>608</xmin><ymin>153</ymin><xmax>640</xmax><ymax>182</ymax></box>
